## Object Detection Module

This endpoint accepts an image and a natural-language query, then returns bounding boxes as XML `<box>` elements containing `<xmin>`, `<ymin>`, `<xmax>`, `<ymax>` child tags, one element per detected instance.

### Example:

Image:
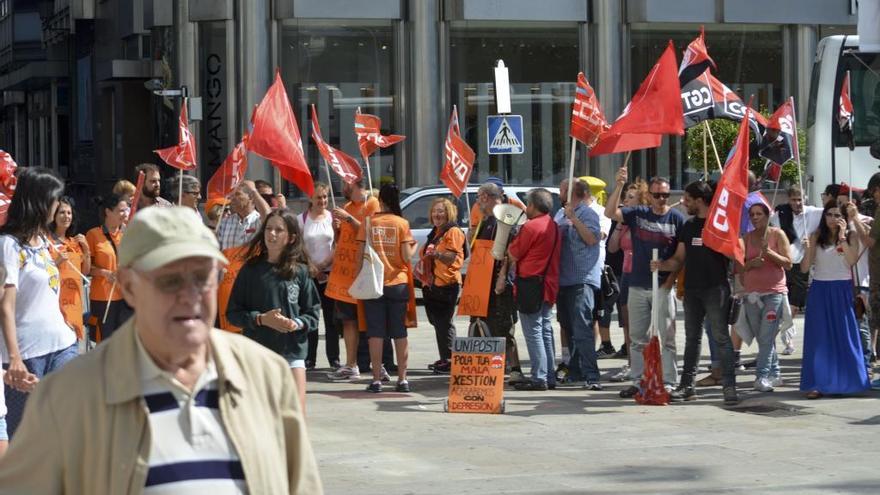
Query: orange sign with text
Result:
<box><xmin>456</xmin><ymin>239</ymin><xmax>493</xmax><ymax>317</ymax></box>
<box><xmin>217</xmin><ymin>246</ymin><xmax>248</xmax><ymax>333</ymax></box>
<box><xmin>447</xmin><ymin>337</ymin><xmax>505</xmax><ymax>414</ymax></box>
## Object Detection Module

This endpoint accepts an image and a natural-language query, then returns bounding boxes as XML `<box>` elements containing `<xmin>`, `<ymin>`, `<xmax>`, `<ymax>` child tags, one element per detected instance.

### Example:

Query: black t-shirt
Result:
<box><xmin>679</xmin><ymin>217</ymin><xmax>729</xmax><ymax>290</ymax></box>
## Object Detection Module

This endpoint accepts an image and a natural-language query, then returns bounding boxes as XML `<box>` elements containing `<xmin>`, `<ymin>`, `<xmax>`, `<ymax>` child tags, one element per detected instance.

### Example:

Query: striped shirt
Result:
<box><xmin>137</xmin><ymin>336</ymin><xmax>247</xmax><ymax>494</ymax></box>
<box><xmin>217</xmin><ymin>209</ymin><xmax>261</xmax><ymax>250</ymax></box>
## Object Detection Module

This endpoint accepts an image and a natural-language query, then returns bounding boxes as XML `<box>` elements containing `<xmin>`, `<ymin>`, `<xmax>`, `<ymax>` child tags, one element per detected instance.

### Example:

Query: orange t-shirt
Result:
<box><xmin>326</xmin><ymin>196</ymin><xmax>380</xmax><ymax>303</ymax></box>
<box><xmin>431</xmin><ymin>227</ymin><xmax>465</xmax><ymax>287</ymax></box>
<box><xmin>217</xmin><ymin>246</ymin><xmax>249</xmax><ymax>333</ymax></box>
<box><xmin>53</xmin><ymin>237</ymin><xmax>86</xmax><ymax>339</ymax></box>
<box><xmin>357</xmin><ymin>212</ymin><xmax>415</xmax><ymax>286</ymax></box>
<box><xmin>86</xmin><ymin>226</ymin><xmax>123</xmax><ymax>301</ymax></box>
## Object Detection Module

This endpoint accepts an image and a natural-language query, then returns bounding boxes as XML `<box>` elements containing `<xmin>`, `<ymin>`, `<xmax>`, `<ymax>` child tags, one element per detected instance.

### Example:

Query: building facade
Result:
<box><xmin>0</xmin><ymin>0</ymin><xmax>860</xmax><ymax>207</ymax></box>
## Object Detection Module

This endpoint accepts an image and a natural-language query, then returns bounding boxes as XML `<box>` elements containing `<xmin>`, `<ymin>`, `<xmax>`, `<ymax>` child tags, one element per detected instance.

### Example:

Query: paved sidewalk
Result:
<box><xmin>305</xmin><ymin>307</ymin><xmax>879</xmax><ymax>494</ymax></box>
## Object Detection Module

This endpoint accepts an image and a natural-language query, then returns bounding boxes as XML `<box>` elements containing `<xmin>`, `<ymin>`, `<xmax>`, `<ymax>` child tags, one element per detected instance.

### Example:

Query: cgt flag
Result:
<box><xmin>354</xmin><ymin>111</ymin><xmax>405</xmax><ymax>161</ymax></box>
<box><xmin>207</xmin><ymin>134</ymin><xmax>249</xmax><ymax>200</ymax></box>
<box><xmin>703</xmin><ymin>104</ymin><xmax>752</xmax><ymax>265</ymax></box>
<box><xmin>248</xmin><ymin>70</ymin><xmax>314</xmax><ymax>196</ymax></box>
<box><xmin>759</xmin><ymin>99</ymin><xmax>798</xmax><ymax>167</ymax></box>
<box><xmin>680</xmin><ymin>69</ymin><xmax>767</xmax><ymax>136</ymax></box>
<box><xmin>678</xmin><ymin>27</ymin><xmax>716</xmax><ymax>86</ymax></box>
<box><xmin>569</xmin><ymin>72</ymin><xmax>608</xmax><ymax>147</ymax></box>
<box><xmin>440</xmin><ymin>106</ymin><xmax>476</xmax><ymax>198</ymax></box>
<box><xmin>154</xmin><ymin>100</ymin><xmax>197</xmax><ymax>171</ymax></box>
<box><xmin>310</xmin><ymin>105</ymin><xmax>362</xmax><ymax>185</ymax></box>
<box><xmin>839</xmin><ymin>71</ymin><xmax>854</xmax><ymax>132</ymax></box>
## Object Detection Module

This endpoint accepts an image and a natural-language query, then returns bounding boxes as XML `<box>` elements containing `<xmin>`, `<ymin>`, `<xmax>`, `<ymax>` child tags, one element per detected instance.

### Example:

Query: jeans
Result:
<box><xmin>684</xmin><ymin>286</ymin><xmax>735</xmax><ymax>387</ymax></box>
<box><xmin>307</xmin><ymin>280</ymin><xmax>341</xmax><ymax>366</ymax></box>
<box><xmin>424</xmin><ymin>285</ymin><xmax>460</xmax><ymax>361</ymax></box>
<box><xmin>519</xmin><ymin>302</ymin><xmax>555</xmax><ymax>386</ymax></box>
<box><xmin>3</xmin><ymin>343</ymin><xmax>78</xmax><ymax>438</ymax></box>
<box><xmin>627</xmin><ymin>286</ymin><xmax>678</xmax><ymax>386</ymax></box>
<box><xmin>742</xmin><ymin>293</ymin><xmax>783</xmax><ymax>380</ymax></box>
<box><xmin>557</xmin><ymin>284</ymin><xmax>600</xmax><ymax>383</ymax></box>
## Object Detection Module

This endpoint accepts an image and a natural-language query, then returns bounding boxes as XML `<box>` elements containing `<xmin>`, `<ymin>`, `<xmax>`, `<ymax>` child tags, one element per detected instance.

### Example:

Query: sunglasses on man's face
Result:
<box><xmin>651</xmin><ymin>192</ymin><xmax>670</xmax><ymax>199</ymax></box>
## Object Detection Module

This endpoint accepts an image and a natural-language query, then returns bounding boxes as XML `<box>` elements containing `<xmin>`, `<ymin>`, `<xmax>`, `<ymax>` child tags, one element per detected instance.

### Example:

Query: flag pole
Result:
<box><xmin>356</xmin><ymin>106</ymin><xmax>375</xmax><ymax>196</ymax></box>
<box><xmin>102</xmin><ymin>281</ymin><xmax>116</xmax><ymax>325</ymax></box>
<box><xmin>702</xmin><ymin>122</ymin><xmax>708</xmax><ymax>180</ymax></box>
<box><xmin>323</xmin><ymin>161</ymin><xmax>337</xmax><ymax>209</ymax></box>
<box><xmin>178</xmin><ymin>169</ymin><xmax>184</xmax><ymax>206</ymax></box>
<box><xmin>847</xmin><ymin>70</ymin><xmax>853</xmax><ymax>203</ymax></box>
<box><xmin>704</xmin><ymin>121</ymin><xmax>723</xmax><ymax>171</ymax></box>
<box><xmin>566</xmin><ymin>138</ymin><xmax>577</xmax><ymax>204</ymax></box>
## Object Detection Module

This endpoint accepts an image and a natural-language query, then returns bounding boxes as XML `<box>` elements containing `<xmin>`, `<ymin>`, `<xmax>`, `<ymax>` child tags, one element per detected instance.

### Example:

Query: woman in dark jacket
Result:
<box><xmin>227</xmin><ymin>209</ymin><xmax>321</xmax><ymax>411</ymax></box>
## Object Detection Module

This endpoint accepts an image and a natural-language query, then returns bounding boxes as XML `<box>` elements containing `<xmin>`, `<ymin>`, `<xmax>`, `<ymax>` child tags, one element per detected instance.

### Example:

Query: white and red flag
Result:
<box><xmin>439</xmin><ymin>106</ymin><xmax>475</xmax><ymax>198</ymax></box>
<box><xmin>569</xmin><ymin>72</ymin><xmax>608</xmax><ymax>147</ymax></box>
<box><xmin>154</xmin><ymin>100</ymin><xmax>197</xmax><ymax>171</ymax></box>
<box><xmin>310</xmin><ymin>105</ymin><xmax>362</xmax><ymax>184</ymax></box>
<box><xmin>678</xmin><ymin>27</ymin><xmax>716</xmax><ymax>86</ymax></box>
<box><xmin>207</xmin><ymin>134</ymin><xmax>250</xmax><ymax>200</ymax></box>
<box><xmin>839</xmin><ymin>71</ymin><xmax>854</xmax><ymax>132</ymax></box>
<box><xmin>759</xmin><ymin>98</ymin><xmax>798</xmax><ymax>168</ymax></box>
<box><xmin>353</xmin><ymin>111</ymin><xmax>405</xmax><ymax>161</ymax></box>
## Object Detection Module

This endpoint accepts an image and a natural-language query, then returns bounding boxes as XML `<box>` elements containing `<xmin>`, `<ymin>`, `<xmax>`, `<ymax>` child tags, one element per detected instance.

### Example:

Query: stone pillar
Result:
<box><xmin>591</xmin><ymin>0</ymin><xmax>626</xmax><ymax>182</ymax></box>
<box><xmin>408</xmin><ymin>0</ymin><xmax>442</xmax><ymax>188</ymax></box>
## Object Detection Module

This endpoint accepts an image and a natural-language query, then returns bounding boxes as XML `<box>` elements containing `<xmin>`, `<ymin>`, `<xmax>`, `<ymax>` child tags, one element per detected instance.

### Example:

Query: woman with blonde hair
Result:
<box><xmin>418</xmin><ymin>197</ymin><xmax>465</xmax><ymax>374</ymax></box>
<box><xmin>111</xmin><ymin>180</ymin><xmax>136</xmax><ymax>205</ymax></box>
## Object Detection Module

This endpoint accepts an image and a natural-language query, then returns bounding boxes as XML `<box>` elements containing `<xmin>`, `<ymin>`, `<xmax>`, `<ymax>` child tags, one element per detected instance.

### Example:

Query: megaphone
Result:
<box><xmin>491</xmin><ymin>203</ymin><xmax>526</xmax><ymax>260</ymax></box>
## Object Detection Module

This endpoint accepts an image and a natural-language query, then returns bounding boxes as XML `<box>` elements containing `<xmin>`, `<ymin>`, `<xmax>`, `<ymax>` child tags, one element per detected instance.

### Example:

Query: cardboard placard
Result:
<box><xmin>447</xmin><ymin>337</ymin><xmax>505</xmax><ymax>414</ymax></box>
<box><xmin>217</xmin><ymin>246</ymin><xmax>248</xmax><ymax>333</ymax></box>
<box><xmin>457</xmin><ymin>239</ymin><xmax>494</xmax><ymax>317</ymax></box>
<box><xmin>325</xmin><ymin>222</ymin><xmax>361</xmax><ymax>304</ymax></box>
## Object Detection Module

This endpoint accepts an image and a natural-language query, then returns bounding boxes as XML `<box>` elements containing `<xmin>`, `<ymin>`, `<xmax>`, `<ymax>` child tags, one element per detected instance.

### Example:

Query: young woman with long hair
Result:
<box><xmin>85</xmin><ymin>193</ymin><xmax>131</xmax><ymax>340</ymax></box>
<box><xmin>0</xmin><ymin>167</ymin><xmax>77</xmax><ymax>438</ymax></box>
<box><xmin>48</xmin><ymin>197</ymin><xmax>91</xmax><ymax>341</ymax></box>
<box><xmin>227</xmin><ymin>209</ymin><xmax>321</xmax><ymax>411</ymax></box>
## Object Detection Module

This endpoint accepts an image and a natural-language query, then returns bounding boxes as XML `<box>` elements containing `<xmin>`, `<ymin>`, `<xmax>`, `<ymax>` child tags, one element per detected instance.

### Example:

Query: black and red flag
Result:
<box><xmin>680</xmin><ymin>69</ymin><xmax>767</xmax><ymax>137</ymax></box>
<box><xmin>758</xmin><ymin>98</ymin><xmax>799</xmax><ymax>167</ymax></box>
<box><xmin>678</xmin><ymin>27</ymin><xmax>716</xmax><ymax>86</ymax></box>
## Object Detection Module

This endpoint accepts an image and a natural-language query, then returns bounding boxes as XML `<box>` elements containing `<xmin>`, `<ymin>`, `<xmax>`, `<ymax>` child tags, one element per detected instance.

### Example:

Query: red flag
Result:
<box><xmin>759</xmin><ymin>99</ymin><xmax>798</xmax><ymax>166</ymax></box>
<box><xmin>354</xmin><ymin>111</ymin><xmax>405</xmax><ymax>160</ymax></box>
<box><xmin>569</xmin><ymin>73</ymin><xmax>608</xmax><ymax>147</ymax></box>
<box><xmin>154</xmin><ymin>100</ymin><xmax>197</xmax><ymax>171</ymax></box>
<box><xmin>839</xmin><ymin>71</ymin><xmax>854</xmax><ymax>132</ymax></box>
<box><xmin>589</xmin><ymin>133</ymin><xmax>662</xmax><ymax>156</ymax></box>
<box><xmin>0</xmin><ymin>150</ymin><xmax>17</xmax><ymax>226</ymax></box>
<box><xmin>310</xmin><ymin>105</ymin><xmax>362</xmax><ymax>185</ymax></box>
<box><xmin>439</xmin><ymin>106</ymin><xmax>476</xmax><ymax>198</ymax></box>
<box><xmin>678</xmin><ymin>27</ymin><xmax>716</xmax><ymax>85</ymax></box>
<box><xmin>207</xmin><ymin>134</ymin><xmax>250</xmax><ymax>200</ymax></box>
<box><xmin>703</xmin><ymin>104</ymin><xmax>752</xmax><ymax>265</ymax></box>
<box><xmin>249</xmin><ymin>70</ymin><xmax>314</xmax><ymax>196</ymax></box>
<box><xmin>127</xmin><ymin>171</ymin><xmax>146</xmax><ymax>223</ymax></box>
<box><xmin>589</xmin><ymin>41</ymin><xmax>683</xmax><ymax>157</ymax></box>
<box><xmin>634</xmin><ymin>336</ymin><xmax>670</xmax><ymax>405</ymax></box>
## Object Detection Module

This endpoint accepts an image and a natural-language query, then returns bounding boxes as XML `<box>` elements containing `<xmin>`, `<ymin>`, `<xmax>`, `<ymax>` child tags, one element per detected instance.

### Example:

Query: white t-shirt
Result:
<box><xmin>297</xmin><ymin>211</ymin><xmax>334</xmax><ymax>270</ymax></box>
<box><xmin>0</xmin><ymin>235</ymin><xmax>76</xmax><ymax>362</ymax></box>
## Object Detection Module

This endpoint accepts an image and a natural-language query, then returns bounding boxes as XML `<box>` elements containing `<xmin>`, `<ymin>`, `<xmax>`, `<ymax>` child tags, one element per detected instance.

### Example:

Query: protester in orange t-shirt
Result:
<box><xmin>325</xmin><ymin>179</ymin><xmax>380</xmax><ymax>381</ymax></box>
<box><xmin>49</xmin><ymin>198</ymin><xmax>90</xmax><ymax>340</ymax></box>
<box><xmin>416</xmin><ymin>198</ymin><xmax>465</xmax><ymax>374</ymax></box>
<box><xmin>356</xmin><ymin>184</ymin><xmax>417</xmax><ymax>393</ymax></box>
<box><xmin>468</xmin><ymin>177</ymin><xmax>526</xmax><ymax>243</ymax></box>
<box><xmin>86</xmin><ymin>194</ymin><xmax>131</xmax><ymax>341</ymax></box>
<box><xmin>216</xmin><ymin>245</ymin><xmax>249</xmax><ymax>333</ymax></box>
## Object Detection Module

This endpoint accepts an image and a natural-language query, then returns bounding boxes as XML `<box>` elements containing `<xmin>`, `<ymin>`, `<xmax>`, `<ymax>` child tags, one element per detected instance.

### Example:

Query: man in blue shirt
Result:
<box><xmin>605</xmin><ymin>168</ymin><xmax>684</xmax><ymax>398</ymax></box>
<box><xmin>556</xmin><ymin>179</ymin><xmax>603</xmax><ymax>390</ymax></box>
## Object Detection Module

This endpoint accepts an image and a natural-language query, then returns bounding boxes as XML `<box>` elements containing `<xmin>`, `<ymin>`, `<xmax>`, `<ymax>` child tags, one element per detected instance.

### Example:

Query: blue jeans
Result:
<box><xmin>2</xmin><ymin>343</ymin><xmax>79</xmax><ymax>438</ymax></box>
<box><xmin>557</xmin><ymin>284</ymin><xmax>600</xmax><ymax>383</ymax></box>
<box><xmin>684</xmin><ymin>286</ymin><xmax>735</xmax><ymax>387</ymax></box>
<box><xmin>519</xmin><ymin>302</ymin><xmax>555</xmax><ymax>386</ymax></box>
<box><xmin>742</xmin><ymin>294</ymin><xmax>783</xmax><ymax>380</ymax></box>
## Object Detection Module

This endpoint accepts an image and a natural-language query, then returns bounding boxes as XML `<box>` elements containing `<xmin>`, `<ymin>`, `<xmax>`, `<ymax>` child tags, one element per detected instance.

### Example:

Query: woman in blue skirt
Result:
<box><xmin>799</xmin><ymin>202</ymin><xmax>870</xmax><ymax>399</ymax></box>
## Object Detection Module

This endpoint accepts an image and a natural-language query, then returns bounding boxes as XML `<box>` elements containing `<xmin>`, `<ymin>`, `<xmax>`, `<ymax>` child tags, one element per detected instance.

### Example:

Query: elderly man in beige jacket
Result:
<box><xmin>0</xmin><ymin>206</ymin><xmax>322</xmax><ymax>494</ymax></box>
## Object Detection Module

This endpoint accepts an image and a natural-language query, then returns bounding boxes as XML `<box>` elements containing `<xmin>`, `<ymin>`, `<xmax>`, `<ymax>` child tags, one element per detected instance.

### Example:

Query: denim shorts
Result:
<box><xmin>288</xmin><ymin>358</ymin><xmax>306</xmax><ymax>369</ymax></box>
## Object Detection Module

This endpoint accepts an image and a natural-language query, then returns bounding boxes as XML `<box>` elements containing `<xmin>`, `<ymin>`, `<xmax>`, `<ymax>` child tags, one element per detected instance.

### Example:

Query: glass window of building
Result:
<box><xmin>280</xmin><ymin>20</ymin><xmax>397</xmax><ymax>197</ymax></box>
<box><xmin>448</xmin><ymin>23</ymin><xmax>579</xmax><ymax>187</ymax></box>
<box><xmin>630</xmin><ymin>25</ymin><xmax>783</xmax><ymax>187</ymax></box>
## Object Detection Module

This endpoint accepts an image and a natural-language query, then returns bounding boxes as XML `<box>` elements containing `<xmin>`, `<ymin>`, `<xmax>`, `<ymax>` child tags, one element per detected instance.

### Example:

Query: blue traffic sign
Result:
<box><xmin>487</xmin><ymin>115</ymin><xmax>524</xmax><ymax>155</ymax></box>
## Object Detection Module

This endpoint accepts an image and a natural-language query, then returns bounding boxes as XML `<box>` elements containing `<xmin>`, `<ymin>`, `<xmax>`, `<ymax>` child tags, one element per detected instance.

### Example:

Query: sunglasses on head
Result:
<box><xmin>651</xmin><ymin>192</ymin><xmax>670</xmax><ymax>199</ymax></box>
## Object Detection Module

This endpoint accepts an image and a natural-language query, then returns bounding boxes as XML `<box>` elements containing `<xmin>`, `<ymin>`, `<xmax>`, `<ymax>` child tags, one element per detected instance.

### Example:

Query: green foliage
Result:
<box><xmin>685</xmin><ymin>111</ymin><xmax>808</xmax><ymax>187</ymax></box>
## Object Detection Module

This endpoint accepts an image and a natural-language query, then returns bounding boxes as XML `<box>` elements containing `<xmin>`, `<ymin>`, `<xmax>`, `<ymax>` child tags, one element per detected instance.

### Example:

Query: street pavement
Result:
<box><xmin>305</xmin><ymin>306</ymin><xmax>880</xmax><ymax>494</ymax></box>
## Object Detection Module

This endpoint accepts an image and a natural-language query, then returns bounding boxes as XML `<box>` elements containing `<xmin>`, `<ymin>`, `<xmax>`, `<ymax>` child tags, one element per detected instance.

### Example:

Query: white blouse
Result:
<box><xmin>812</xmin><ymin>242</ymin><xmax>857</xmax><ymax>282</ymax></box>
<box><xmin>297</xmin><ymin>210</ymin><xmax>334</xmax><ymax>271</ymax></box>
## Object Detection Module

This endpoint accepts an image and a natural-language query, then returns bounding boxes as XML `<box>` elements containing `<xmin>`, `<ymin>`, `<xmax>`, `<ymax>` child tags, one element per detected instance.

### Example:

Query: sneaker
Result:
<box><xmin>329</xmin><ymin>359</ymin><xmax>341</xmax><ymax>370</ymax></box>
<box><xmin>781</xmin><ymin>345</ymin><xmax>796</xmax><ymax>355</ymax></box>
<box><xmin>664</xmin><ymin>384</ymin><xmax>676</xmax><ymax>394</ymax></box>
<box><xmin>380</xmin><ymin>366</ymin><xmax>392</xmax><ymax>382</ymax></box>
<box><xmin>395</xmin><ymin>380</ymin><xmax>411</xmax><ymax>393</ymax></box>
<box><xmin>508</xmin><ymin>370</ymin><xmax>526</xmax><ymax>385</ymax></box>
<box><xmin>327</xmin><ymin>365</ymin><xmax>360</xmax><ymax>381</ymax></box>
<box><xmin>613</xmin><ymin>347</ymin><xmax>628</xmax><ymax>359</ymax></box>
<box><xmin>669</xmin><ymin>386</ymin><xmax>697</xmax><ymax>402</ymax></box>
<box><xmin>427</xmin><ymin>359</ymin><xmax>444</xmax><ymax>370</ymax></box>
<box><xmin>871</xmin><ymin>378</ymin><xmax>880</xmax><ymax>391</ymax></box>
<box><xmin>610</xmin><ymin>365</ymin><xmax>631</xmax><ymax>383</ymax></box>
<box><xmin>584</xmin><ymin>382</ymin><xmax>603</xmax><ymax>391</ymax></box>
<box><xmin>514</xmin><ymin>379</ymin><xmax>548</xmax><ymax>391</ymax></box>
<box><xmin>753</xmin><ymin>377</ymin><xmax>774</xmax><ymax>392</ymax></box>
<box><xmin>433</xmin><ymin>360</ymin><xmax>451</xmax><ymax>374</ymax></box>
<box><xmin>555</xmin><ymin>363</ymin><xmax>570</xmax><ymax>383</ymax></box>
<box><xmin>769</xmin><ymin>375</ymin><xmax>784</xmax><ymax>387</ymax></box>
<box><xmin>722</xmin><ymin>386</ymin><xmax>739</xmax><ymax>405</ymax></box>
<box><xmin>596</xmin><ymin>346</ymin><xmax>617</xmax><ymax>359</ymax></box>
<box><xmin>619</xmin><ymin>385</ymin><xmax>639</xmax><ymax>398</ymax></box>
<box><xmin>696</xmin><ymin>370</ymin><xmax>722</xmax><ymax>387</ymax></box>
<box><xmin>365</xmin><ymin>381</ymin><xmax>382</xmax><ymax>393</ymax></box>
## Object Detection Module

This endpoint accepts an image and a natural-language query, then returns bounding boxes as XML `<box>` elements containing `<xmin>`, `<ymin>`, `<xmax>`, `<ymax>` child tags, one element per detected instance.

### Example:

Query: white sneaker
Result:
<box><xmin>380</xmin><ymin>366</ymin><xmax>392</xmax><ymax>382</ymax></box>
<box><xmin>781</xmin><ymin>345</ymin><xmax>795</xmax><ymax>355</ymax></box>
<box><xmin>753</xmin><ymin>377</ymin><xmax>774</xmax><ymax>392</ymax></box>
<box><xmin>769</xmin><ymin>375</ymin><xmax>784</xmax><ymax>387</ymax></box>
<box><xmin>610</xmin><ymin>365</ymin><xmax>631</xmax><ymax>383</ymax></box>
<box><xmin>327</xmin><ymin>365</ymin><xmax>360</xmax><ymax>381</ymax></box>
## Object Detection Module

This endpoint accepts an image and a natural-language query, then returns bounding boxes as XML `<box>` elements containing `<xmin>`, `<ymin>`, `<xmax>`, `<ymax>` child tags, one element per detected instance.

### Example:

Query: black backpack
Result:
<box><xmin>597</xmin><ymin>265</ymin><xmax>620</xmax><ymax>313</ymax></box>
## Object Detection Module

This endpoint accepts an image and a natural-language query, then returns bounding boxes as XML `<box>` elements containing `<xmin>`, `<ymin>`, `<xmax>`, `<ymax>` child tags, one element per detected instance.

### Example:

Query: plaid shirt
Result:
<box><xmin>217</xmin><ymin>209</ymin><xmax>261</xmax><ymax>250</ymax></box>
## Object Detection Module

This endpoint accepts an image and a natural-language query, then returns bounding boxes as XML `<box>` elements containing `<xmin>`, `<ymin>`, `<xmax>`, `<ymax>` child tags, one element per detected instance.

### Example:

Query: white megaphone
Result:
<box><xmin>491</xmin><ymin>203</ymin><xmax>527</xmax><ymax>260</ymax></box>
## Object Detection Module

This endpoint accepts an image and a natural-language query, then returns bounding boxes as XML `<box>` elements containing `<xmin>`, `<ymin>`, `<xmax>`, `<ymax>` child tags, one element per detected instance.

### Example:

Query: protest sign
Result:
<box><xmin>447</xmin><ymin>337</ymin><xmax>505</xmax><ymax>414</ymax></box>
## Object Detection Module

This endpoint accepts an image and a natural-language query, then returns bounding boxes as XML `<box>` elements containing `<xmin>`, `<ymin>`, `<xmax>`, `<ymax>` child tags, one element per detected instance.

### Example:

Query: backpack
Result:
<box><xmin>597</xmin><ymin>265</ymin><xmax>620</xmax><ymax>313</ymax></box>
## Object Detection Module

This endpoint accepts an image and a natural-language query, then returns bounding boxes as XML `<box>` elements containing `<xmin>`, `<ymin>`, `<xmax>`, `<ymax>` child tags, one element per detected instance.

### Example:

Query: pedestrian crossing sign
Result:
<box><xmin>487</xmin><ymin>115</ymin><xmax>524</xmax><ymax>155</ymax></box>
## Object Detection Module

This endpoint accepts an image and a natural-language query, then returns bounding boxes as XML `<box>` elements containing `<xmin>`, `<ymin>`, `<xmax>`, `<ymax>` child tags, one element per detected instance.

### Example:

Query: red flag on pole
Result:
<box><xmin>310</xmin><ymin>105</ymin><xmax>362</xmax><ymax>184</ymax></box>
<box><xmin>703</xmin><ymin>104</ymin><xmax>752</xmax><ymax>265</ymax></box>
<box><xmin>207</xmin><ymin>134</ymin><xmax>250</xmax><ymax>200</ymax></box>
<box><xmin>569</xmin><ymin>73</ymin><xmax>608</xmax><ymax>147</ymax></box>
<box><xmin>439</xmin><ymin>106</ymin><xmax>476</xmax><ymax>198</ymax></box>
<box><xmin>678</xmin><ymin>26</ymin><xmax>716</xmax><ymax>85</ymax></box>
<box><xmin>759</xmin><ymin>99</ymin><xmax>798</xmax><ymax>166</ymax></box>
<box><xmin>126</xmin><ymin>171</ymin><xmax>146</xmax><ymax>223</ymax></box>
<box><xmin>248</xmin><ymin>70</ymin><xmax>315</xmax><ymax>196</ymax></box>
<box><xmin>0</xmin><ymin>150</ymin><xmax>17</xmax><ymax>226</ymax></box>
<box><xmin>354</xmin><ymin>111</ymin><xmax>405</xmax><ymax>160</ymax></box>
<box><xmin>839</xmin><ymin>71</ymin><xmax>854</xmax><ymax>132</ymax></box>
<box><xmin>590</xmin><ymin>41</ymin><xmax>683</xmax><ymax>157</ymax></box>
<box><xmin>154</xmin><ymin>100</ymin><xmax>197</xmax><ymax>171</ymax></box>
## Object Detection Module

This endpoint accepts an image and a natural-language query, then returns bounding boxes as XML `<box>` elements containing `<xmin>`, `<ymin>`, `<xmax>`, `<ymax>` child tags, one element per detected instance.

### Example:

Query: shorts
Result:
<box><xmin>592</xmin><ymin>287</ymin><xmax>614</xmax><ymax>328</ymax></box>
<box><xmin>363</xmin><ymin>284</ymin><xmax>409</xmax><ymax>339</ymax></box>
<box><xmin>335</xmin><ymin>301</ymin><xmax>358</xmax><ymax>322</ymax></box>
<box><xmin>288</xmin><ymin>359</ymin><xmax>306</xmax><ymax>369</ymax></box>
<box><xmin>619</xmin><ymin>273</ymin><xmax>630</xmax><ymax>305</ymax></box>
<box><xmin>785</xmin><ymin>264</ymin><xmax>809</xmax><ymax>308</ymax></box>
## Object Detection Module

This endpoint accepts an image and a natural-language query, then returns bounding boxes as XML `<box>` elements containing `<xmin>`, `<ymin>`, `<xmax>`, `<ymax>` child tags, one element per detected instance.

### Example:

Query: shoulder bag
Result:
<box><xmin>348</xmin><ymin>216</ymin><xmax>384</xmax><ymax>300</ymax></box>
<box><xmin>514</xmin><ymin>227</ymin><xmax>558</xmax><ymax>314</ymax></box>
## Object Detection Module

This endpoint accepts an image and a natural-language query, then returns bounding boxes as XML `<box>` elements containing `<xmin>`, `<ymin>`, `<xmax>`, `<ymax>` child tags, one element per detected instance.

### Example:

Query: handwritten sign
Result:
<box><xmin>447</xmin><ymin>337</ymin><xmax>505</xmax><ymax>414</ymax></box>
<box><xmin>457</xmin><ymin>239</ymin><xmax>493</xmax><ymax>317</ymax></box>
<box><xmin>217</xmin><ymin>246</ymin><xmax>248</xmax><ymax>333</ymax></box>
<box><xmin>326</xmin><ymin>198</ymin><xmax>379</xmax><ymax>304</ymax></box>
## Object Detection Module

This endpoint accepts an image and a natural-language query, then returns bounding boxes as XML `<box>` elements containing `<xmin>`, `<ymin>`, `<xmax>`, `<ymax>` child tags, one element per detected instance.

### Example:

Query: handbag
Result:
<box><xmin>515</xmin><ymin>226</ymin><xmax>558</xmax><ymax>314</ymax></box>
<box><xmin>727</xmin><ymin>295</ymin><xmax>742</xmax><ymax>325</ymax></box>
<box><xmin>348</xmin><ymin>217</ymin><xmax>384</xmax><ymax>300</ymax></box>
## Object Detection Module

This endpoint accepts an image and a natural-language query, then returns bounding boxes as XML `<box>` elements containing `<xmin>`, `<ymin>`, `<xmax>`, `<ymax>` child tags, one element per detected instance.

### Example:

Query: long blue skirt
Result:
<box><xmin>800</xmin><ymin>280</ymin><xmax>869</xmax><ymax>394</ymax></box>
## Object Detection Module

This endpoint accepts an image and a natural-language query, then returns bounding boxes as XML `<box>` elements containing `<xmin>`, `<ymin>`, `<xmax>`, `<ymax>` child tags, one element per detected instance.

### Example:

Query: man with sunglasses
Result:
<box><xmin>0</xmin><ymin>207</ymin><xmax>323</xmax><ymax>494</ymax></box>
<box><xmin>605</xmin><ymin>167</ymin><xmax>684</xmax><ymax>398</ymax></box>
